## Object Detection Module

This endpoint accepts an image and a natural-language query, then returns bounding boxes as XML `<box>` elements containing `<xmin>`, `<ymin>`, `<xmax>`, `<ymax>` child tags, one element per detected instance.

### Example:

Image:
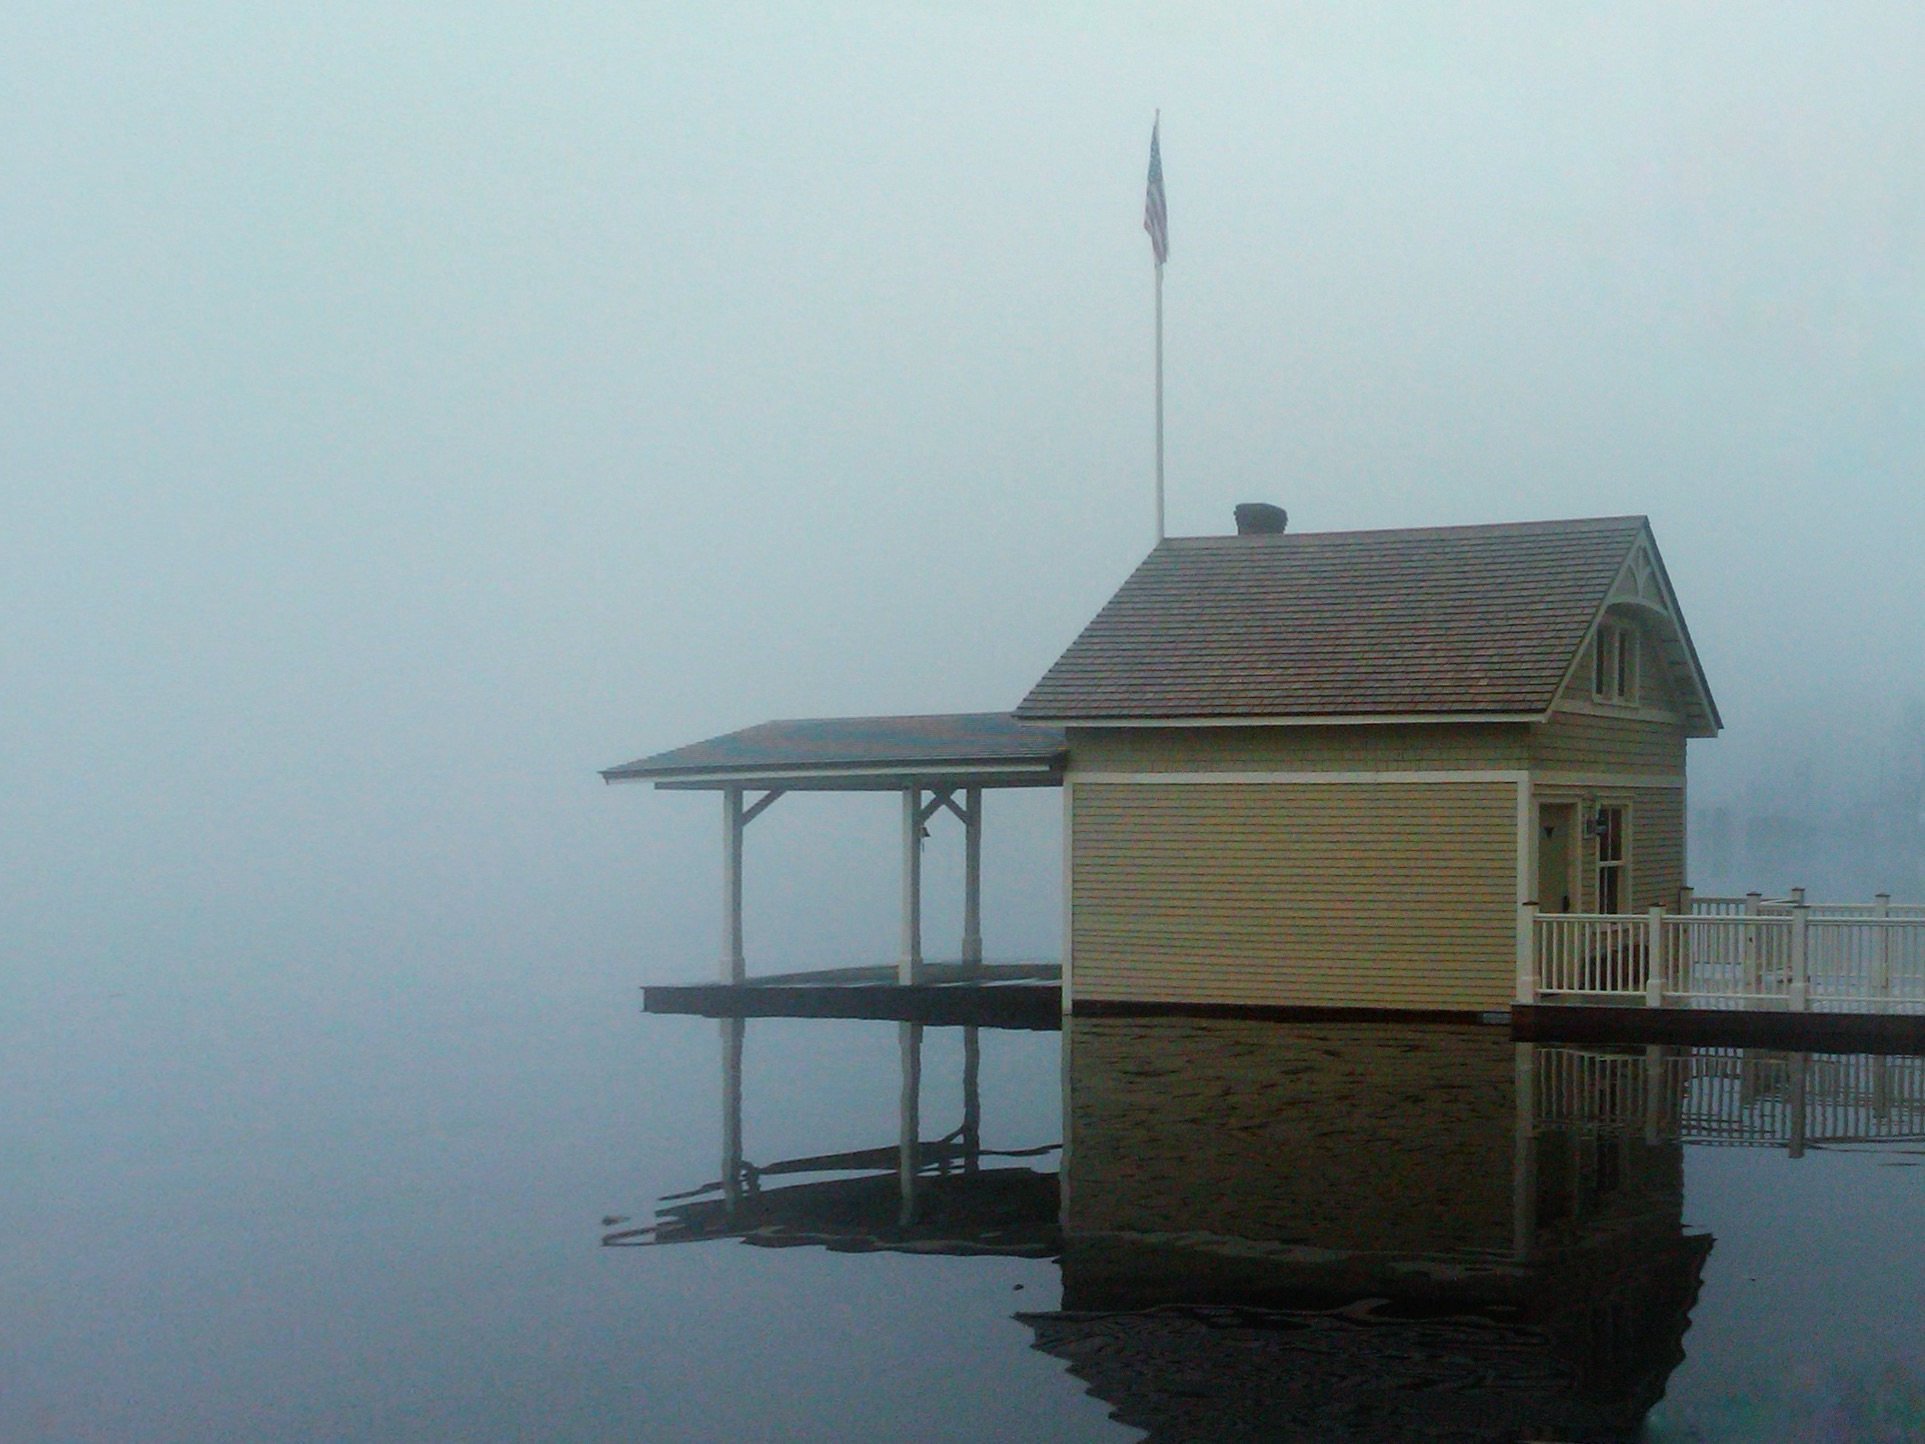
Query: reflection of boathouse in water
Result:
<box><xmin>1036</xmin><ymin>1020</ymin><xmax>1711</xmax><ymax>1442</ymax></box>
<box><xmin>619</xmin><ymin>1017</ymin><xmax>1745</xmax><ymax>1440</ymax></box>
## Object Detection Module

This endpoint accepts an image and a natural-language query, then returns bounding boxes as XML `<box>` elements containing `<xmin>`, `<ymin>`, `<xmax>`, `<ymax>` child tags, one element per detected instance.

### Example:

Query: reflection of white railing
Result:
<box><xmin>1523</xmin><ymin>897</ymin><xmax>1925</xmax><ymax>1011</ymax></box>
<box><xmin>1533</xmin><ymin>1046</ymin><xmax>1925</xmax><ymax>1151</ymax></box>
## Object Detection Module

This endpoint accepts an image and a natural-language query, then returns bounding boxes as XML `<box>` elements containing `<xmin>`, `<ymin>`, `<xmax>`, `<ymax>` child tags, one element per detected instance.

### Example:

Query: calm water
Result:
<box><xmin>6</xmin><ymin>986</ymin><xmax>1924</xmax><ymax>1441</ymax></box>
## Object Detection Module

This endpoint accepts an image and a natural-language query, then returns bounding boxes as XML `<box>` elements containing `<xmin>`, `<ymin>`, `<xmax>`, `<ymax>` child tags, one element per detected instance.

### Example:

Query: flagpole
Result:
<box><xmin>1144</xmin><ymin>110</ymin><xmax>1167</xmax><ymax>544</ymax></box>
<box><xmin>1154</xmin><ymin>259</ymin><xmax>1165</xmax><ymax>542</ymax></box>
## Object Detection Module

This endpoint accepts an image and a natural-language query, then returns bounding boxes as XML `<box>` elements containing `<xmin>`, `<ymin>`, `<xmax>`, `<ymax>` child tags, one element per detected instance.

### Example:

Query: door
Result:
<box><xmin>1537</xmin><ymin>803</ymin><xmax>1575</xmax><ymax>913</ymax></box>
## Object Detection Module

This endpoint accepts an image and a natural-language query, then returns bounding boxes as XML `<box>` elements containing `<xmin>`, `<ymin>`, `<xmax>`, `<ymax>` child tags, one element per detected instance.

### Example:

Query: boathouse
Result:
<box><xmin>606</xmin><ymin>512</ymin><xmax>1722</xmax><ymax>1017</ymax></box>
<box><xmin>1018</xmin><ymin>513</ymin><xmax>1720</xmax><ymax>1013</ymax></box>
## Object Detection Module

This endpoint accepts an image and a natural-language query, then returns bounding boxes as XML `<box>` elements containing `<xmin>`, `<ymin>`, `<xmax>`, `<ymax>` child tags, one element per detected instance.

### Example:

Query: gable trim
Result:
<box><xmin>1550</xmin><ymin>521</ymin><xmax>1720</xmax><ymax>738</ymax></box>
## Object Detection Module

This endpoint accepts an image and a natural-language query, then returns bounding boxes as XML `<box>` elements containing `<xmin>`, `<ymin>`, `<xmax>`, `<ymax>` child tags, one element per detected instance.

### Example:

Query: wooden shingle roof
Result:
<box><xmin>602</xmin><ymin>712</ymin><xmax>1066</xmax><ymax>790</ymax></box>
<box><xmin>1016</xmin><ymin>516</ymin><xmax>1714</xmax><ymax>727</ymax></box>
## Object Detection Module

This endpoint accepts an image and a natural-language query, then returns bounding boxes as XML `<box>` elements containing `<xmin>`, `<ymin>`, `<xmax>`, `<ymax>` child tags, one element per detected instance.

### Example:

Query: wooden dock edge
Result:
<box><xmin>642</xmin><ymin>983</ymin><xmax>1062</xmax><ymax>1031</ymax></box>
<box><xmin>1512</xmin><ymin>1002</ymin><xmax>1925</xmax><ymax>1054</ymax></box>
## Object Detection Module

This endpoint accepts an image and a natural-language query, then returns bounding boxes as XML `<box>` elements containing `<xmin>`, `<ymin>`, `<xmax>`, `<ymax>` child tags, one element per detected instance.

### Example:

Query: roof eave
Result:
<box><xmin>1012</xmin><ymin>710</ymin><xmax>1552</xmax><ymax>729</ymax></box>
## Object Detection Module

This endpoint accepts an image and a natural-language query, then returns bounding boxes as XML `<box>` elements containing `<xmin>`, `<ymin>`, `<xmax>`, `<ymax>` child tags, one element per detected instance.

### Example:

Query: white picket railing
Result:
<box><xmin>1526</xmin><ymin>897</ymin><xmax>1925</xmax><ymax>1012</ymax></box>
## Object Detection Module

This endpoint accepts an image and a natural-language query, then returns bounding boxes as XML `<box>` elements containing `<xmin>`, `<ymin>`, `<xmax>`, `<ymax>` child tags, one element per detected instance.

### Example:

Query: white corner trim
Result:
<box><xmin>1516</xmin><ymin>773</ymin><xmax>1534</xmax><ymax>907</ymax></box>
<box><xmin>1060</xmin><ymin>777</ymin><xmax>1075</xmax><ymax>1010</ymax></box>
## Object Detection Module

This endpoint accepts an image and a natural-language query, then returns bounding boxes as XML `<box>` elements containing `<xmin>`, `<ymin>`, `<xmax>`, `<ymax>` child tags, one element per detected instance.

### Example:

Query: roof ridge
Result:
<box><xmin>1161</xmin><ymin>515</ymin><xmax>1648</xmax><ymax>546</ymax></box>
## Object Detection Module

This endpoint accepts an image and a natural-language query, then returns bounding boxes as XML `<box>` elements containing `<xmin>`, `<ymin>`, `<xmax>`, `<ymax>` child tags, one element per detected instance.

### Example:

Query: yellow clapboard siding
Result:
<box><xmin>1631</xmin><ymin>786</ymin><xmax>1684</xmax><ymax>911</ymax></box>
<box><xmin>1071</xmin><ymin>781</ymin><xmax>1517</xmax><ymax>1010</ymax></box>
<box><xmin>1069</xmin><ymin>722</ymin><xmax>1529</xmax><ymax>774</ymax></box>
<box><xmin>1530</xmin><ymin>709</ymin><xmax>1684</xmax><ymax>773</ymax></box>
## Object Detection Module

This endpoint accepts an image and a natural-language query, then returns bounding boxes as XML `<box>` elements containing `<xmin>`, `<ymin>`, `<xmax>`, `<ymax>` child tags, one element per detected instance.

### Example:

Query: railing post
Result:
<box><xmin>1678</xmin><ymin>884</ymin><xmax>1695</xmax><ymax>915</ymax></box>
<box><xmin>1744</xmin><ymin>892</ymin><xmax>1763</xmax><ymax>999</ymax></box>
<box><xmin>1516</xmin><ymin>902</ymin><xmax>1538</xmax><ymax>1003</ymax></box>
<box><xmin>1789</xmin><ymin>904</ymin><xmax>1810</xmax><ymax>1012</ymax></box>
<box><xmin>1876</xmin><ymin>892</ymin><xmax>1893</xmax><ymax>998</ymax></box>
<box><xmin>1790</xmin><ymin>885</ymin><xmax>1807</xmax><ymax>907</ymax></box>
<box><xmin>1646</xmin><ymin>905</ymin><xmax>1665</xmax><ymax>1006</ymax></box>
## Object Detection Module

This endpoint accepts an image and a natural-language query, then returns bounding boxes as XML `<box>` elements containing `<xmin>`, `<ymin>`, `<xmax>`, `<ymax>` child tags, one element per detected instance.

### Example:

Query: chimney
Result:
<box><xmin>1234</xmin><ymin>502</ymin><xmax>1288</xmax><ymax>536</ymax></box>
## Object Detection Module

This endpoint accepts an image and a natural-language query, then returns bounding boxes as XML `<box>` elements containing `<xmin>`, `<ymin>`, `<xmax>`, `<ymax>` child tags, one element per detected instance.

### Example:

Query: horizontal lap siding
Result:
<box><xmin>1531</xmin><ymin>711</ymin><xmax>1684</xmax><ymax>774</ymax></box>
<box><xmin>1632</xmin><ymin>787</ymin><xmax>1684</xmax><ymax>912</ymax></box>
<box><xmin>1071</xmin><ymin>722</ymin><xmax>1529</xmax><ymax>774</ymax></box>
<box><xmin>1072</xmin><ymin>781</ymin><xmax>1517</xmax><ymax>1010</ymax></box>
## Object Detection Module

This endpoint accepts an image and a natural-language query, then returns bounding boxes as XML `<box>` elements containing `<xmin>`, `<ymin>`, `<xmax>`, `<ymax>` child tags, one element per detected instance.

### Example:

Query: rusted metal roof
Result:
<box><xmin>602</xmin><ymin>712</ymin><xmax>1067</xmax><ymax>790</ymax></box>
<box><xmin>1016</xmin><ymin>516</ymin><xmax>1709</xmax><ymax>725</ymax></box>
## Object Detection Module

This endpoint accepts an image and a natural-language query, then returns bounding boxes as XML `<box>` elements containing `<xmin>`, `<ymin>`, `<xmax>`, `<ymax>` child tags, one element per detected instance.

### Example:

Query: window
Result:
<box><xmin>1592</xmin><ymin>622</ymin><xmax>1639</xmax><ymax>705</ymax></box>
<box><xmin>1595</xmin><ymin>805</ymin><xmax>1627</xmax><ymax>913</ymax></box>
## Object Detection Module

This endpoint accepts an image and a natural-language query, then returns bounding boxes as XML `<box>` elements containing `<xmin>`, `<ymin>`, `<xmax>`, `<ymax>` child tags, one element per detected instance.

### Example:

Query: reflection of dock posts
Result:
<box><xmin>721</xmin><ymin>1018</ymin><xmax>745</xmax><ymax>1216</ymax></box>
<box><xmin>1512</xmin><ymin>1043</ymin><xmax>1537</xmax><ymax>1262</ymax></box>
<box><xmin>898</xmin><ymin>1022</ymin><xmax>923</xmax><ymax>1225</ymax></box>
<box><xmin>961</xmin><ymin>785</ymin><xmax>983</xmax><ymax>967</ymax></box>
<box><xmin>962</xmin><ymin>1026</ymin><xmax>982</xmax><ymax>1174</ymax></box>
<box><xmin>901</xmin><ymin>789</ymin><xmax>924</xmax><ymax>984</ymax></box>
<box><xmin>1787</xmin><ymin>1051</ymin><xmax>1808</xmax><ymax>1159</ymax></box>
<box><xmin>1644</xmin><ymin>1045</ymin><xmax>1664</xmax><ymax>1145</ymax></box>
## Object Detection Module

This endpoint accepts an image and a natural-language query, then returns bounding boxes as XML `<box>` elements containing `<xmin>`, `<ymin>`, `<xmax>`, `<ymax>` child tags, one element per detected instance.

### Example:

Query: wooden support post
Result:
<box><xmin>898</xmin><ymin>1021</ymin><xmax>922</xmax><ymax>1226</ymax></box>
<box><xmin>722</xmin><ymin>787</ymin><xmax>746</xmax><ymax>984</ymax></box>
<box><xmin>720</xmin><ymin>1017</ymin><xmax>745</xmax><ymax>1217</ymax></box>
<box><xmin>962</xmin><ymin>1024</ymin><xmax>981</xmax><ymax>1174</ymax></box>
<box><xmin>1516</xmin><ymin>902</ymin><xmax>1538</xmax><ymax>1003</ymax></box>
<box><xmin>1788</xmin><ymin>1051</ymin><xmax>1808</xmax><ymax>1159</ymax></box>
<box><xmin>1790</xmin><ymin>903</ymin><xmax>1810</xmax><ymax>1012</ymax></box>
<box><xmin>1678</xmin><ymin>884</ymin><xmax>1694</xmax><ymax>915</ymax></box>
<box><xmin>1790</xmin><ymin>885</ymin><xmax>1807</xmax><ymax>906</ymax></box>
<box><xmin>900</xmin><ymin>787</ymin><xmax>923</xmax><ymax>985</ymax></box>
<box><xmin>962</xmin><ymin>786</ymin><xmax>983</xmax><ymax>967</ymax></box>
<box><xmin>1645</xmin><ymin>905</ymin><xmax>1665</xmax><ymax>1007</ymax></box>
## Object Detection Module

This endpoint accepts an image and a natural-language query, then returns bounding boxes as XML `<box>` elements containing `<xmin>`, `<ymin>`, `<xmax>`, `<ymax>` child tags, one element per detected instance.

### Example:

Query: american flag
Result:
<box><xmin>1143</xmin><ymin>118</ymin><xmax>1168</xmax><ymax>265</ymax></box>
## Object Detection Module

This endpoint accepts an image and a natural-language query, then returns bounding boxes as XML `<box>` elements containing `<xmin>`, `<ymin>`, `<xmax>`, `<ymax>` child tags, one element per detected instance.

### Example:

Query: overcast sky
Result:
<box><xmin>6</xmin><ymin>4</ymin><xmax>1925</xmax><ymax>995</ymax></box>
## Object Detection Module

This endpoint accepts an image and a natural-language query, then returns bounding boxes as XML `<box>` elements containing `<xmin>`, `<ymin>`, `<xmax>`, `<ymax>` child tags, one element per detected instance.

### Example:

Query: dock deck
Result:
<box><xmin>644</xmin><ymin>962</ymin><xmax>1063</xmax><ymax>1030</ymax></box>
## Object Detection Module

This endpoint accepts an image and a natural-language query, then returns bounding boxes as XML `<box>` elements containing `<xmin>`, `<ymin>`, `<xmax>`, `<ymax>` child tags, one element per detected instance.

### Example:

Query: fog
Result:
<box><xmin>4</xmin><ymin>7</ymin><xmax>1925</xmax><ymax>1433</ymax></box>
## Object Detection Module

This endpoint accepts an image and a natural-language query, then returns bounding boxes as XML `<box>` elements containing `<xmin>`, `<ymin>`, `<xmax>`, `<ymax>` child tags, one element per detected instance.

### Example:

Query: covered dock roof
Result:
<box><xmin>602</xmin><ymin>712</ymin><xmax>1067</xmax><ymax>982</ymax></box>
<box><xmin>601</xmin><ymin>711</ymin><xmax>1067</xmax><ymax>791</ymax></box>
